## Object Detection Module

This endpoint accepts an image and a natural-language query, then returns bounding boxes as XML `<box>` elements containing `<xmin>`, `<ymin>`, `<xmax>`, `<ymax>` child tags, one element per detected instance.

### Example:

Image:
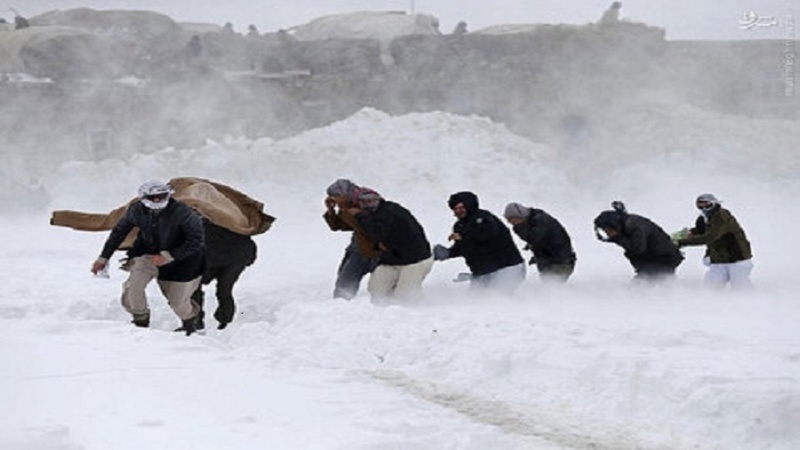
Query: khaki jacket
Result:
<box><xmin>323</xmin><ymin>204</ymin><xmax>381</xmax><ymax>259</ymax></box>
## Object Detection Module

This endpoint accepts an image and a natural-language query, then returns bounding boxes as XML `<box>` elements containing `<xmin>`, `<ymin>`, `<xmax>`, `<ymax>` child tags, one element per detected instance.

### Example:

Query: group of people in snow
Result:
<box><xmin>323</xmin><ymin>179</ymin><xmax>753</xmax><ymax>303</ymax></box>
<box><xmin>592</xmin><ymin>195</ymin><xmax>752</xmax><ymax>288</ymax></box>
<box><xmin>88</xmin><ymin>178</ymin><xmax>753</xmax><ymax>336</ymax></box>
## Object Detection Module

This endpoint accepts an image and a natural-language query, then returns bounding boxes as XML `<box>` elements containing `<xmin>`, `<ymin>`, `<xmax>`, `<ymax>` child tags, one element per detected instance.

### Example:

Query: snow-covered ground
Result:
<box><xmin>1</xmin><ymin>108</ymin><xmax>799</xmax><ymax>449</ymax></box>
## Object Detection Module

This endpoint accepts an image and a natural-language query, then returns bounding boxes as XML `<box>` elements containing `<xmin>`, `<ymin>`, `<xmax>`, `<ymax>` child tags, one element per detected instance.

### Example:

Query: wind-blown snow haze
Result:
<box><xmin>1</xmin><ymin>2</ymin><xmax>799</xmax><ymax>450</ymax></box>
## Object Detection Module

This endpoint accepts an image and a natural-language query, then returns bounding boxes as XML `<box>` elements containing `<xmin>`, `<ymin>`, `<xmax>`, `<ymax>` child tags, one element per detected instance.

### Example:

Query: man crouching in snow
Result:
<box><xmin>433</xmin><ymin>191</ymin><xmax>526</xmax><ymax>294</ymax></box>
<box><xmin>90</xmin><ymin>181</ymin><xmax>205</xmax><ymax>335</ymax></box>
<box><xmin>594</xmin><ymin>201</ymin><xmax>683</xmax><ymax>285</ymax></box>
<box><xmin>674</xmin><ymin>193</ymin><xmax>753</xmax><ymax>289</ymax></box>
<box><xmin>351</xmin><ymin>187</ymin><xmax>433</xmax><ymax>303</ymax></box>
<box><xmin>323</xmin><ymin>179</ymin><xmax>380</xmax><ymax>300</ymax></box>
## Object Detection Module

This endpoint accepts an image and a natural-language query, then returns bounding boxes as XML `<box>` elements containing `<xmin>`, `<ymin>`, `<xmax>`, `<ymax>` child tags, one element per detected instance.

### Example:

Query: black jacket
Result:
<box><xmin>203</xmin><ymin>220</ymin><xmax>256</xmax><ymax>268</ymax></box>
<box><xmin>609</xmin><ymin>213</ymin><xmax>683</xmax><ymax>273</ymax></box>
<box><xmin>447</xmin><ymin>192</ymin><xmax>523</xmax><ymax>276</ymax></box>
<box><xmin>512</xmin><ymin>208</ymin><xmax>576</xmax><ymax>269</ymax></box>
<box><xmin>100</xmin><ymin>199</ymin><xmax>205</xmax><ymax>281</ymax></box>
<box><xmin>356</xmin><ymin>200</ymin><xmax>431</xmax><ymax>266</ymax></box>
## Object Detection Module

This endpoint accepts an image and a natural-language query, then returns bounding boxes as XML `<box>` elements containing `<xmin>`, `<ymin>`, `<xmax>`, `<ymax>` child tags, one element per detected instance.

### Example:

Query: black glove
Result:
<box><xmin>433</xmin><ymin>244</ymin><xmax>450</xmax><ymax>261</ymax></box>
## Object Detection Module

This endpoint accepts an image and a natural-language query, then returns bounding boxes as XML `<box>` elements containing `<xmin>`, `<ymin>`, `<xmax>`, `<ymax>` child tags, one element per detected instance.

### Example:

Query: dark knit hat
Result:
<box><xmin>448</xmin><ymin>191</ymin><xmax>479</xmax><ymax>213</ymax></box>
<box><xmin>594</xmin><ymin>210</ymin><xmax>623</xmax><ymax>231</ymax></box>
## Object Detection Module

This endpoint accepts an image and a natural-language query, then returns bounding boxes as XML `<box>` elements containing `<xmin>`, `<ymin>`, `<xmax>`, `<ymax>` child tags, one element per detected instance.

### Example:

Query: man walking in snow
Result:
<box><xmin>594</xmin><ymin>201</ymin><xmax>683</xmax><ymax>284</ymax></box>
<box><xmin>90</xmin><ymin>181</ymin><xmax>205</xmax><ymax>335</ymax></box>
<box><xmin>188</xmin><ymin>219</ymin><xmax>257</xmax><ymax>331</ymax></box>
<box><xmin>433</xmin><ymin>192</ymin><xmax>525</xmax><ymax>293</ymax></box>
<box><xmin>503</xmin><ymin>202</ymin><xmax>576</xmax><ymax>283</ymax></box>
<box><xmin>351</xmin><ymin>187</ymin><xmax>433</xmax><ymax>302</ymax></box>
<box><xmin>674</xmin><ymin>193</ymin><xmax>753</xmax><ymax>289</ymax></box>
<box><xmin>323</xmin><ymin>179</ymin><xmax>379</xmax><ymax>299</ymax></box>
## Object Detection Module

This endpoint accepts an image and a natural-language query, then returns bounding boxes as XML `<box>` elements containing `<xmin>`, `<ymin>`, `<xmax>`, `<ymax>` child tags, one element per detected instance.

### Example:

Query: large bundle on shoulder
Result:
<box><xmin>50</xmin><ymin>177</ymin><xmax>275</xmax><ymax>248</ymax></box>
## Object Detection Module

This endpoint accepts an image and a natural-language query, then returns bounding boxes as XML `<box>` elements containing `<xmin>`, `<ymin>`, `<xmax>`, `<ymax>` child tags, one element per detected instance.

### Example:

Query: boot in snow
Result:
<box><xmin>174</xmin><ymin>316</ymin><xmax>198</xmax><ymax>336</ymax></box>
<box><xmin>131</xmin><ymin>313</ymin><xmax>150</xmax><ymax>328</ymax></box>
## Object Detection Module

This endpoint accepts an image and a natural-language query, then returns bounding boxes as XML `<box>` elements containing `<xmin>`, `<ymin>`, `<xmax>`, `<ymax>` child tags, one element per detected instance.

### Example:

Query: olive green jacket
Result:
<box><xmin>679</xmin><ymin>206</ymin><xmax>752</xmax><ymax>263</ymax></box>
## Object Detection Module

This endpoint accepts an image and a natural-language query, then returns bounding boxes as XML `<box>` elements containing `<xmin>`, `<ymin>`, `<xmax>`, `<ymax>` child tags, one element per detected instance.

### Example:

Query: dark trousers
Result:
<box><xmin>632</xmin><ymin>263</ymin><xmax>677</xmax><ymax>285</ymax></box>
<box><xmin>191</xmin><ymin>263</ymin><xmax>248</xmax><ymax>325</ymax></box>
<box><xmin>334</xmin><ymin>243</ymin><xmax>377</xmax><ymax>300</ymax></box>
<box><xmin>538</xmin><ymin>261</ymin><xmax>576</xmax><ymax>283</ymax></box>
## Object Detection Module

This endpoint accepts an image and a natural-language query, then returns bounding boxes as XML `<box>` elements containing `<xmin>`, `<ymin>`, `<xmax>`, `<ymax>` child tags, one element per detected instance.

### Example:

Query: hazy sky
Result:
<box><xmin>7</xmin><ymin>0</ymin><xmax>796</xmax><ymax>40</ymax></box>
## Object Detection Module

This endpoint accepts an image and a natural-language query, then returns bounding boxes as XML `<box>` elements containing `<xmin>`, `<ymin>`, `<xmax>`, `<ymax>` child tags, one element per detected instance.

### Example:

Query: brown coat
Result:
<box><xmin>50</xmin><ymin>177</ymin><xmax>275</xmax><ymax>248</ymax></box>
<box><xmin>323</xmin><ymin>204</ymin><xmax>381</xmax><ymax>259</ymax></box>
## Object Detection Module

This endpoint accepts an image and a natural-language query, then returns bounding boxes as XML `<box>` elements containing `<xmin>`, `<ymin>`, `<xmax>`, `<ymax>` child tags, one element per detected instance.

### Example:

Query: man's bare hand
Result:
<box><xmin>91</xmin><ymin>260</ymin><xmax>106</xmax><ymax>274</ymax></box>
<box><xmin>150</xmin><ymin>254</ymin><xmax>168</xmax><ymax>266</ymax></box>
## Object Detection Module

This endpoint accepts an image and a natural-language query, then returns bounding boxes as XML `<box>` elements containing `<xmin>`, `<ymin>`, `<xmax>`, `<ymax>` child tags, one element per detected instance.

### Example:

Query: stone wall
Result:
<box><xmin>1</xmin><ymin>15</ymin><xmax>796</xmax><ymax>176</ymax></box>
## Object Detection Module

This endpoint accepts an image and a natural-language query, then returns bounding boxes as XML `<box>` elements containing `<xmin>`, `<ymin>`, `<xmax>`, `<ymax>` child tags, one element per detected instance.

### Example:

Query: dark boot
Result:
<box><xmin>131</xmin><ymin>313</ymin><xmax>150</xmax><ymax>328</ymax></box>
<box><xmin>191</xmin><ymin>287</ymin><xmax>206</xmax><ymax>331</ymax></box>
<box><xmin>174</xmin><ymin>316</ymin><xmax>198</xmax><ymax>336</ymax></box>
<box><xmin>181</xmin><ymin>316</ymin><xmax>197</xmax><ymax>336</ymax></box>
<box><xmin>195</xmin><ymin>310</ymin><xmax>206</xmax><ymax>331</ymax></box>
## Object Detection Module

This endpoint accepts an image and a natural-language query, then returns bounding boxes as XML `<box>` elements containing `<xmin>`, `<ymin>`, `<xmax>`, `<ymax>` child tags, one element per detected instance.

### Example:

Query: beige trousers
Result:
<box><xmin>121</xmin><ymin>256</ymin><xmax>201</xmax><ymax>320</ymax></box>
<box><xmin>367</xmin><ymin>256</ymin><xmax>434</xmax><ymax>302</ymax></box>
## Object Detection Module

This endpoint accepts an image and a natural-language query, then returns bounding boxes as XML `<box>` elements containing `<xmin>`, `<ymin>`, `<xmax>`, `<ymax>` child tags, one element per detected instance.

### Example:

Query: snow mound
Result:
<box><xmin>44</xmin><ymin>108</ymin><xmax>564</xmax><ymax>213</ymax></box>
